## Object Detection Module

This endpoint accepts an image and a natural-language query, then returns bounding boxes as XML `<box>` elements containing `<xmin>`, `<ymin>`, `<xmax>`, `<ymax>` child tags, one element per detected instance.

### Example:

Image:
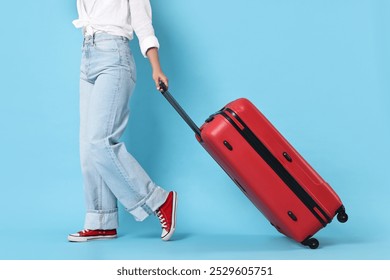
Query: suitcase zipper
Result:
<box><xmin>218</xmin><ymin>108</ymin><xmax>331</xmax><ymax>227</ymax></box>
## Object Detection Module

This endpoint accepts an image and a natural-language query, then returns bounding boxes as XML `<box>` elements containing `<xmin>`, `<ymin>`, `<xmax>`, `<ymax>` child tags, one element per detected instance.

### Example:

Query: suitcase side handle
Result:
<box><xmin>159</xmin><ymin>81</ymin><xmax>202</xmax><ymax>138</ymax></box>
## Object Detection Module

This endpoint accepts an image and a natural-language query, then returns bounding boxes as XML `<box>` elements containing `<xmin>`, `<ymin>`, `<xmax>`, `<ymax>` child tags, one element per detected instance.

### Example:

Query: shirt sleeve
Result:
<box><xmin>129</xmin><ymin>0</ymin><xmax>160</xmax><ymax>57</ymax></box>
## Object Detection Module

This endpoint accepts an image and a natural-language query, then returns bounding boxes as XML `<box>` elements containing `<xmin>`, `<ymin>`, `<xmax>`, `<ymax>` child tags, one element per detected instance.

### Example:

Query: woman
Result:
<box><xmin>68</xmin><ymin>0</ymin><xmax>177</xmax><ymax>242</ymax></box>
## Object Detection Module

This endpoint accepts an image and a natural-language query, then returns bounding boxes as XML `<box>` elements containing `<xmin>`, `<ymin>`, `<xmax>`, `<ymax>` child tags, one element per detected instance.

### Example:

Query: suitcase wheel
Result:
<box><xmin>337</xmin><ymin>212</ymin><xmax>348</xmax><ymax>223</ymax></box>
<box><xmin>301</xmin><ymin>238</ymin><xmax>319</xmax><ymax>249</ymax></box>
<box><xmin>336</xmin><ymin>206</ymin><xmax>348</xmax><ymax>223</ymax></box>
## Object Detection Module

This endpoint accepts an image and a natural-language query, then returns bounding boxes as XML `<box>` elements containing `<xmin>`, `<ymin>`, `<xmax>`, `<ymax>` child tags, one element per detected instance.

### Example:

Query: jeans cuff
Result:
<box><xmin>84</xmin><ymin>209</ymin><xmax>119</xmax><ymax>229</ymax></box>
<box><xmin>128</xmin><ymin>186</ymin><xmax>169</xmax><ymax>221</ymax></box>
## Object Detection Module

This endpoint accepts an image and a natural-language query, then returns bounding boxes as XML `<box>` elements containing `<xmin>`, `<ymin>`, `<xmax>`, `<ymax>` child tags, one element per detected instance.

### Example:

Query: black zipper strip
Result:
<box><xmin>219</xmin><ymin>108</ymin><xmax>330</xmax><ymax>226</ymax></box>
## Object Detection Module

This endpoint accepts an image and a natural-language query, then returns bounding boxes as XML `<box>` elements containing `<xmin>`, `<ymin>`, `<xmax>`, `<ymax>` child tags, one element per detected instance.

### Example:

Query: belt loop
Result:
<box><xmin>92</xmin><ymin>32</ymin><xmax>96</xmax><ymax>46</ymax></box>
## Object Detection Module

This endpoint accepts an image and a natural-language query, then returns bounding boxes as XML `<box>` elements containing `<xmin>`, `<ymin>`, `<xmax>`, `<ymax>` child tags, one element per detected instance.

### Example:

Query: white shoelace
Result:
<box><xmin>156</xmin><ymin>210</ymin><xmax>167</xmax><ymax>229</ymax></box>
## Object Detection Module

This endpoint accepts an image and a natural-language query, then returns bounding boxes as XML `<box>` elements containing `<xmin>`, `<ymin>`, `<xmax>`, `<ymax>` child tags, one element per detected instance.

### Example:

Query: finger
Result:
<box><xmin>157</xmin><ymin>77</ymin><xmax>168</xmax><ymax>92</ymax></box>
<box><xmin>161</xmin><ymin>76</ymin><xmax>169</xmax><ymax>89</ymax></box>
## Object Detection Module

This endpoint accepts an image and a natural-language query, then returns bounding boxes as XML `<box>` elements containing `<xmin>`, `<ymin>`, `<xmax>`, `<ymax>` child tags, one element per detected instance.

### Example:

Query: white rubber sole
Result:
<box><xmin>67</xmin><ymin>234</ymin><xmax>117</xmax><ymax>242</ymax></box>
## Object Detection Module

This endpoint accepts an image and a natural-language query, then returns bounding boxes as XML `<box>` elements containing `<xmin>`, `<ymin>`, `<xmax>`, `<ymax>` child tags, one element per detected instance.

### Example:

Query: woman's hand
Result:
<box><xmin>153</xmin><ymin>69</ymin><xmax>168</xmax><ymax>92</ymax></box>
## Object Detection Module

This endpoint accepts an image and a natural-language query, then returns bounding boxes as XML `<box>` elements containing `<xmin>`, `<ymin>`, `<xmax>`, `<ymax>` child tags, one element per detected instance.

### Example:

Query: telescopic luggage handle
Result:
<box><xmin>159</xmin><ymin>81</ymin><xmax>201</xmax><ymax>138</ymax></box>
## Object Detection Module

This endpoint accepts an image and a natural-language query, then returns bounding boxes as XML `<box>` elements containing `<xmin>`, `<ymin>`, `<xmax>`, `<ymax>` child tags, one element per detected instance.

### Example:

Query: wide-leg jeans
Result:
<box><xmin>79</xmin><ymin>33</ymin><xmax>168</xmax><ymax>229</ymax></box>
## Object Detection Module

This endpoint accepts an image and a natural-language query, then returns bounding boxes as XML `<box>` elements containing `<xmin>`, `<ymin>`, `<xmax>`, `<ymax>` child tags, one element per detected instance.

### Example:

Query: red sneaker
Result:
<box><xmin>156</xmin><ymin>191</ymin><xmax>177</xmax><ymax>241</ymax></box>
<box><xmin>67</xmin><ymin>229</ymin><xmax>117</xmax><ymax>242</ymax></box>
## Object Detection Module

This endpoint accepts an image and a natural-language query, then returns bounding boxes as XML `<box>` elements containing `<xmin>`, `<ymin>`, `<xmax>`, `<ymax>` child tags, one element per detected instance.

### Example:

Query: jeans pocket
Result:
<box><xmin>94</xmin><ymin>39</ymin><xmax>119</xmax><ymax>52</ymax></box>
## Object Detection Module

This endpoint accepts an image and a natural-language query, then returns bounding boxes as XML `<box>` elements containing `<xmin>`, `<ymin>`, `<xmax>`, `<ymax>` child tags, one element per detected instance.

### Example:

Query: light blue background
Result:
<box><xmin>0</xmin><ymin>0</ymin><xmax>389</xmax><ymax>259</ymax></box>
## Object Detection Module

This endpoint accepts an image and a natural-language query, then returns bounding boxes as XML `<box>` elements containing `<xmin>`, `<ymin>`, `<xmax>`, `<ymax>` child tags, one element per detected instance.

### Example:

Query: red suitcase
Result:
<box><xmin>159</xmin><ymin>83</ymin><xmax>348</xmax><ymax>249</ymax></box>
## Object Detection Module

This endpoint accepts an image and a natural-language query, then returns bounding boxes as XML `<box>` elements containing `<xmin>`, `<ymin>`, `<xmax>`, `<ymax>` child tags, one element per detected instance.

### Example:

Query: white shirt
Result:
<box><xmin>73</xmin><ymin>0</ymin><xmax>159</xmax><ymax>57</ymax></box>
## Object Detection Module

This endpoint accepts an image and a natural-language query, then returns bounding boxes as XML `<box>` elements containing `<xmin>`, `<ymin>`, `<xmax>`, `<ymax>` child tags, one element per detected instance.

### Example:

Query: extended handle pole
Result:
<box><xmin>159</xmin><ymin>82</ymin><xmax>201</xmax><ymax>138</ymax></box>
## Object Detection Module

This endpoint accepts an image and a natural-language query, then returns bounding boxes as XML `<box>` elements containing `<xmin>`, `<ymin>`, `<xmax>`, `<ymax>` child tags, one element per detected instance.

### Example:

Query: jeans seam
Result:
<box><xmin>104</xmin><ymin>67</ymin><xmax>143</xmax><ymax>202</ymax></box>
<box><xmin>98</xmin><ymin>175</ymin><xmax>103</xmax><ymax>210</ymax></box>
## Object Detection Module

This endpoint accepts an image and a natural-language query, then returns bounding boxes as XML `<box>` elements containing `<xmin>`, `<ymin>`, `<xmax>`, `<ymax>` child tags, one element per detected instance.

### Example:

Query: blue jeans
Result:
<box><xmin>79</xmin><ymin>33</ymin><xmax>168</xmax><ymax>229</ymax></box>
